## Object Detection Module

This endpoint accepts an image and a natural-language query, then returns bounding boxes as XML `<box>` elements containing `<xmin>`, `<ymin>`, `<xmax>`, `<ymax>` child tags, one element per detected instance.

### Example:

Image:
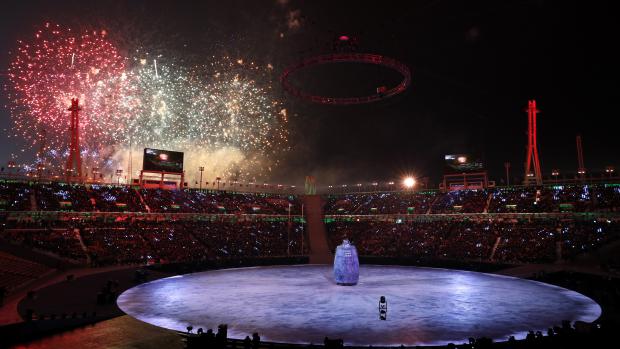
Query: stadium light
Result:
<box><xmin>198</xmin><ymin>166</ymin><xmax>204</xmax><ymax>190</ymax></box>
<box><xmin>403</xmin><ymin>177</ymin><xmax>416</xmax><ymax>189</ymax></box>
<box><xmin>115</xmin><ymin>169</ymin><xmax>123</xmax><ymax>185</ymax></box>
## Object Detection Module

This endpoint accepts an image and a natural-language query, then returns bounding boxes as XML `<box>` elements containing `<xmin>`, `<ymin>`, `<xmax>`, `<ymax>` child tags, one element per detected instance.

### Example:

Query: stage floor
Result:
<box><xmin>117</xmin><ymin>265</ymin><xmax>600</xmax><ymax>346</ymax></box>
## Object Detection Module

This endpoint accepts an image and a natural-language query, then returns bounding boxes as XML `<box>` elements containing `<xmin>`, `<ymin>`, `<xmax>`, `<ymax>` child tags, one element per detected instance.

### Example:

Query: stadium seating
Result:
<box><xmin>0</xmin><ymin>251</ymin><xmax>51</xmax><ymax>294</ymax></box>
<box><xmin>1</xmin><ymin>181</ymin><xmax>620</xmax><ymax>268</ymax></box>
<box><xmin>2</xmin><ymin>181</ymin><xmax>301</xmax><ymax>214</ymax></box>
<box><xmin>326</xmin><ymin>218</ymin><xmax>619</xmax><ymax>264</ymax></box>
<box><xmin>325</xmin><ymin>184</ymin><xmax>620</xmax><ymax>215</ymax></box>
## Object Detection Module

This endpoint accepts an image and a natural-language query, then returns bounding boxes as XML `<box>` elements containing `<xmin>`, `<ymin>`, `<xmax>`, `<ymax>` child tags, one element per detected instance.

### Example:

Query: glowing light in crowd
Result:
<box><xmin>403</xmin><ymin>177</ymin><xmax>416</xmax><ymax>188</ymax></box>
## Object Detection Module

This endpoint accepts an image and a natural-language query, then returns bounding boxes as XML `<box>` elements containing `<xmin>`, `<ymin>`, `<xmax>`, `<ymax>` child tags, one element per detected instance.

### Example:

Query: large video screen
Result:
<box><xmin>143</xmin><ymin>148</ymin><xmax>184</xmax><ymax>173</ymax></box>
<box><xmin>444</xmin><ymin>154</ymin><xmax>484</xmax><ymax>174</ymax></box>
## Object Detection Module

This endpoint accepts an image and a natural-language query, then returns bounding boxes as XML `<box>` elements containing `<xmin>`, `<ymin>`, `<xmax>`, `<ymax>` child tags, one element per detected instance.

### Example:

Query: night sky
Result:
<box><xmin>1</xmin><ymin>0</ymin><xmax>618</xmax><ymax>186</ymax></box>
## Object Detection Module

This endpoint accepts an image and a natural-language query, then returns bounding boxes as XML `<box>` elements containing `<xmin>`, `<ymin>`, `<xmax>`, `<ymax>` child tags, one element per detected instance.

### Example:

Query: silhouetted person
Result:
<box><xmin>526</xmin><ymin>330</ymin><xmax>535</xmax><ymax>342</ymax></box>
<box><xmin>324</xmin><ymin>337</ymin><xmax>343</xmax><ymax>349</ymax></box>
<box><xmin>216</xmin><ymin>324</ymin><xmax>227</xmax><ymax>348</ymax></box>
<box><xmin>243</xmin><ymin>335</ymin><xmax>251</xmax><ymax>349</ymax></box>
<box><xmin>205</xmin><ymin>329</ymin><xmax>215</xmax><ymax>347</ymax></box>
<box><xmin>252</xmin><ymin>332</ymin><xmax>260</xmax><ymax>349</ymax></box>
<box><xmin>379</xmin><ymin>296</ymin><xmax>387</xmax><ymax>320</ymax></box>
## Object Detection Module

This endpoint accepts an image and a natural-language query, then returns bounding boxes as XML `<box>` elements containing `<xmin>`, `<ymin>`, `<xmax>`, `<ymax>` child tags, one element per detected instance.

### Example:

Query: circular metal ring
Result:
<box><xmin>280</xmin><ymin>53</ymin><xmax>411</xmax><ymax>105</ymax></box>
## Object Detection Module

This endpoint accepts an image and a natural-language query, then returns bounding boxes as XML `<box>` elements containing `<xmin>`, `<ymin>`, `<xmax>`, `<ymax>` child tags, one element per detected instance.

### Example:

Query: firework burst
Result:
<box><xmin>7</xmin><ymin>22</ymin><xmax>127</xmax><ymax>169</ymax></box>
<box><xmin>6</xmin><ymin>23</ymin><xmax>288</xmax><ymax>181</ymax></box>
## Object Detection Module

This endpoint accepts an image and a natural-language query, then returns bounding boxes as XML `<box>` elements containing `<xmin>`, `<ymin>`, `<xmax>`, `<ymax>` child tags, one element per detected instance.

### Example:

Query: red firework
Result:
<box><xmin>6</xmin><ymin>22</ymin><xmax>126</xmax><ymax>170</ymax></box>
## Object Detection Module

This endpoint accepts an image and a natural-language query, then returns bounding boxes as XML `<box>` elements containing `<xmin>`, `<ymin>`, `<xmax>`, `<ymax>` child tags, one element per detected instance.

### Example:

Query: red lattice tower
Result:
<box><xmin>523</xmin><ymin>100</ymin><xmax>542</xmax><ymax>185</ymax></box>
<box><xmin>66</xmin><ymin>98</ymin><xmax>82</xmax><ymax>180</ymax></box>
<box><xmin>576</xmin><ymin>135</ymin><xmax>586</xmax><ymax>178</ymax></box>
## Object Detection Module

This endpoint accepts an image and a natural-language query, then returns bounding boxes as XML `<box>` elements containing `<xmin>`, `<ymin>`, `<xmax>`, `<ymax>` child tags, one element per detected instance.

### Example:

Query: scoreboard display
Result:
<box><xmin>444</xmin><ymin>154</ymin><xmax>484</xmax><ymax>173</ymax></box>
<box><xmin>143</xmin><ymin>148</ymin><xmax>184</xmax><ymax>173</ymax></box>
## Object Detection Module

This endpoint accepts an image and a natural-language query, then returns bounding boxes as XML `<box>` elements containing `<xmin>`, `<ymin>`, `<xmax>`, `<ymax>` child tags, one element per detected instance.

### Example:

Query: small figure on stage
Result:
<box><xmin>379</xmin><ymin>296</ymin><xmax>387</xmax><ymax>320</ymax></box>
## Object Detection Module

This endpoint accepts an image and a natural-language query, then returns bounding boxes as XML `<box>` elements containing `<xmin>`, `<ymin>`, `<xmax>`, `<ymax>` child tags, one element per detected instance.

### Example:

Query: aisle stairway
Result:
<box><xmin>427</xmin><ymin>195</ymin><xmax>440</xmax><ymax>214</ymax></box>
<box><xmin>483</xmin><ymin>192</ymin><xmax>493</xmax><ymax>213</ymax></box>
<box><xmin>29</xmin><ymin>193</ymin><xmax>38</xmax><ymax>211</ymax></box>
<box><xmin>74</xmin><ymin>229</ymin><xmax>91</xmax><ymax>265</ymax></box>
<box><xmin>489</xmin><ymin>236</ymin><xmax>501</xmax><ymax>261</ymax></box>
<box><xmin>303</xmin><ymin>195</ymin><xmax>332</xmax><ymax>264</ymax></box>
<box><xmin>134</xmin><ymin>188</ymin><xmax>151</xmax><ymax>213</ymax></box>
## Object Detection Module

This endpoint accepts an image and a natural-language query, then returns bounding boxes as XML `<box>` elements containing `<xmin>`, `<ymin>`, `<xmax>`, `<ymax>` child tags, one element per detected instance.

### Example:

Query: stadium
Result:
<box><xmin>1</xmin><ymin>1</ymin><xmax>618</xmax><ymax>349</ymax></box>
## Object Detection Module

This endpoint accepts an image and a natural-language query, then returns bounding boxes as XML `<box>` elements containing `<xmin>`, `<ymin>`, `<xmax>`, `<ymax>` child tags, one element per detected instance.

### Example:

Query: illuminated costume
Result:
<box><xmin>333</xmin><ymin>239</ymin><xmax>359</xmax><ymax>286</ymax></box>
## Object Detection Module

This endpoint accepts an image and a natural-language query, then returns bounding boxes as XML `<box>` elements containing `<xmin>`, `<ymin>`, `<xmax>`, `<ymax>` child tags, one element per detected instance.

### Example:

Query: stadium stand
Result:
<box><xmin>2</xmin><ymin>180</ymin><xmax>620</xmax><ymax>349</ymax></box>
<box><xmin>0</xmin><ymin>251</ymin><xmax>51</xmax><ymax>296</ymax></box>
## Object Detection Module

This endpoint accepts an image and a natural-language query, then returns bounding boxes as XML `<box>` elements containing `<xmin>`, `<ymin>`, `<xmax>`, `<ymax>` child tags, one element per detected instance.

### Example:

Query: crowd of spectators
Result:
<box><xmin>34</xmin><ymin>182</ymin><xmax>92</xmax><ymax>211</ymax></box>
<box><xmin>189</xmin><ymin>220</ymin><xmax>305</xmax><ymax>259</ymax></box>
<box><xmin>1</xmin><ymin>181</ymin><xmax>34</xmax><ymax>211</ymax></box>
<box><xmin>326</xmin><ymin>218</ymin><xmax>620</xmax><ymax>264</ymax></box>
<box><xmin>5</xmin><ymin>181</ymin><xmax>620</xmax><ymax>216</ymax></box>
<box><xmin>1</xmin><ymin>181</ymin><xmax>301</xmax><ymax>214</ymax></box>
<box><xmin>89</xmin><ymin>185</ymin><xmax>145</xmax><ymax>212</ymax></box>
<box><xmin>323</xmin><ymin>192</ymin><xmax>436</xmax><ymax>215</ymax></box>
<box><xmin>1</xmin><ymin>227</ymin><xmax>87</xmax><ymax>262</ymax></box>
<box><xmin>2</xmin><ymin>180</ymin><xmax>620</xmax><ymax>268</ymax></box>
<box><xmin>140</xmin><ymin>189</ymin><xmax>301</xmax><ymax>214</ymax></box>
<box><xmin>81</xmin><ymin>224</ymin><xmax>152</xmax><ymax>265</ymax></box>
<box><xmin>431</xmin><ymin>189</ymin><xmax>489</xmax><ymax>213</ymax></box>
<box><xmin>324</xmin><ymin>184</ymin><xmax>620</xmax><ymax>215</ymax></box>
<box><xmin>488</xmin><ymin>187</ymin><xmax>552</xmax><ymax>213</ymax></box>
<box><xmin>2</xmin><ymin>220</ymin><xmax>305</xmax><ymax>266</ymax></box>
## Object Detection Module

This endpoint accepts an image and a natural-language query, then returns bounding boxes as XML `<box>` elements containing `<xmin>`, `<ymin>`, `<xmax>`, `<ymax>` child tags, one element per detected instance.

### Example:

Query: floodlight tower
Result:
<box><xmin>37</xmin><ymin>128</ymin><xmax>47</xmax><ymax>176</ymax></box>
<box><xmin>523</xmin><ymin>100</ymin><xmax>542</xmax><ymax>185</ymax></box>
<box><xmin>66</xmin><ymin>98</ymin><xmax>83</xmax><ymax>180</ymax></box>
<box><xmin>576</xmin><ymin>135</ymin><xmax>586</xmax><ymax>179</ymax></box>
<box><xmin>37</xmin><ymin>129</ymin><xmax>47</xmax><ymax>161</ymax></box>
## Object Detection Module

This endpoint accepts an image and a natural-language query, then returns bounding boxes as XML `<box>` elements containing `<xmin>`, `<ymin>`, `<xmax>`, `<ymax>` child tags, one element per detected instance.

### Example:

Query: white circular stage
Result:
<box><xmin>117</xmin><ymin>265</ymin><xmax>600</xmax><ymax>346</ymax></box>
